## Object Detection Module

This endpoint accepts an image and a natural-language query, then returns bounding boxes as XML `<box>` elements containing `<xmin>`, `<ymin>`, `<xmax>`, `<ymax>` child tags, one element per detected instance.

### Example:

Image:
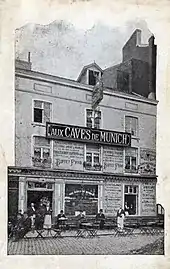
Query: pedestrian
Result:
<box><xmin>117</xmin><ymin>207</ymin><xmax>125</xmax><ymax>231</ymax></box>
<box><xmin>43</xmin><ymin>201</ymin><xmax>52</xmax><ymax>229</ymax></box>
<box><xmin>96</xmin><ymin>209</ymin><xmax>105</xmax><ymax>229</ymax></box>
<box><xmin>27</xmin><ymin>202</ymin><xmax>36</xmax><ymax>228</ymax></box>
<box><xmin>35</xmin><ymin>201</ymin><xmax>46</xmax><ymax>229</ymax></box>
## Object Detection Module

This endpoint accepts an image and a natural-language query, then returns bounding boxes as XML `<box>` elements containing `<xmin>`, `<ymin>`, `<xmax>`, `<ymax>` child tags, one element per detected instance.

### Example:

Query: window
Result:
<box><xmin>86</xmin><ymin>109</ymin><xmax>101</xmax><ymax>129</ymax></box>
<box><xmin>33</xmin><ymin>100</ymin><xmax>51</xmax><ymax>124</ymax></box>
<box><xmin>124</xmin><ymin>185</ymin><xmax>139</xmax><ymax>215</ymax></box>
<box><xmin>32</xmin><ymin>136</ymin><xmax>51</xmax><ymax>168</ymax></box>
<box><xmin>125</xmin><ymin>116</ymin><xmax>138</xmax><ymax>136</ymax></box>
<box><xmin>65</xmin><ymin>184</ymin><xmax>98</xmax><ymax>215</ymax></box>
<box><xmin>84</xmin><ymin>145</ymin><xmax>102</xmax><ymax>171</ymax></box>
<box><xmin>125</xmin><ymin>148</ymin><xmax>138</xmax><ymax>172</ymax></box>
<box><xmin>88</xmin><ymin>70</ymin><xmax>100</xmax><ymax>86</ymax></box>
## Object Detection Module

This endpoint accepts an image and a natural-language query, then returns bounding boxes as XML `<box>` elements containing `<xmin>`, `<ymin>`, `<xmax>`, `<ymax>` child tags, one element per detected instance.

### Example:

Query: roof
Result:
<box><xmin>77</xmin><ymin>62</ymin><xmax>103</xmax><ymax>82</ymax></box>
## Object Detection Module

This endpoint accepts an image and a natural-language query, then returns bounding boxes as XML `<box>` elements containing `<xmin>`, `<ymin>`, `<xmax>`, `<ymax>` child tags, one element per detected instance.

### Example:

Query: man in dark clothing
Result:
<box><xmin>14</xmin><ymin>212</ymin><xmax>31</xmax><ymax>241</ymax></box>
<box><xmin>35</xmin><ymin>202</ymin><xmax>46</xmax><ymax>229</ymax></box>
<box><xmin>56</xmin><ymin>210</ymin><xmax>67</xmax><ymax>228</ymax></box>
<box><xmin>96</xmin><ymin>209</ymin><xmax>105</xmax><ymax>229</ymax></box>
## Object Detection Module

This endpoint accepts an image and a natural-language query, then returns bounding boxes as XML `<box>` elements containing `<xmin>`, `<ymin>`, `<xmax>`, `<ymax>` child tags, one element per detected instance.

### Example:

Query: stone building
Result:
<box><xmin>8</xmin><ymin>29</ymin><xmax>158</xmax><ymax>218</ymax></box>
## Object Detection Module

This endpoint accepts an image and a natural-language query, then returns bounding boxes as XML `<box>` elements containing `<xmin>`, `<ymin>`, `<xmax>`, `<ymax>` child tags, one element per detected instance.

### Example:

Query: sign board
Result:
<box><xmin>46</xmin><ymin>122</ymin><xmax>131</xmax><ymax>147</ymax></box>
<box><xmin>103</xmin><ymin>146</ymin><xmax>123</xmax><ymax>173</ymax></box>
<box><xmin>92</xmin><ymin>79</ymin><xmax>103</xmax><ymax>110</ymax></box>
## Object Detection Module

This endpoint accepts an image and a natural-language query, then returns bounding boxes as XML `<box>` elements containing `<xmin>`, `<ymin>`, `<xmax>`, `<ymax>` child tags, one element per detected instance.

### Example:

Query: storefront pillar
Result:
<box><xmin>98</xmin><ymin>183</ymin><xmax>104</xmax><ymax>212</ymax></box>
<box><xmin>18</xmin><ymin>177</ymin><xmax>26</xmax><ymax>214</ymax></box>
<box><xmin>54</xmin><ymin>182</ymin><xmax>63</xmax><ymax>216</ymax></box>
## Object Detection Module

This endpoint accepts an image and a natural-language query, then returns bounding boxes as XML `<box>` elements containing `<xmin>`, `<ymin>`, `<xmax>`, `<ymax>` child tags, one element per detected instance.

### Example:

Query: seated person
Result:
<box><xmin>13</xmin><ymin>212</ymin><xmax>31</xmax><ymax>241</ymax></box>
<box><xmin>56</xmin><ymin>210</ymin><xmax>67</xmax><ymax>228</ymax></box>
<box><xmin>76</xmin><ymin>210</ymin><xmax>85</xmax><ymax>229</ymax></box>
<box><xmin>96</xmin><ymin>209</ymin><xmax>105</xmax><ymax>229</ymax></box>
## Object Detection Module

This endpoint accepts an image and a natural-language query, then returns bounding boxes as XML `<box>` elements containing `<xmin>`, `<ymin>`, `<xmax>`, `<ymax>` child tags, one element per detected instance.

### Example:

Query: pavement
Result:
<box><xmin>7</xmin><ymin>229</ymin><xmax>164</xmax><ymax>255</ymax></box>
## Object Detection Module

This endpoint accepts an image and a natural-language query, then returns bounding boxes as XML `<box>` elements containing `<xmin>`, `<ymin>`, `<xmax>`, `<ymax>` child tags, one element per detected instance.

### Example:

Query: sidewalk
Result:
<box><xmin>8</xmin><ymin>231</ymin><xmax>164</xmax><ymax>255</ymax></box>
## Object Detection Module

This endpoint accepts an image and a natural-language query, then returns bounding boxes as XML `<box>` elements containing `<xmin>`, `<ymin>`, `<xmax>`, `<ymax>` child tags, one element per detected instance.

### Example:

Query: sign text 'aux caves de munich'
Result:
<box><xmin>46</xmin><ymin>122</ymin><xmax>131</xmax><ymax>147</ymax></box>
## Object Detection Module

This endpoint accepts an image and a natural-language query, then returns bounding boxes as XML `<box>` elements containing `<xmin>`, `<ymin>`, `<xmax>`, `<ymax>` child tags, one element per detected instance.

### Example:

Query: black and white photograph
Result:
<box><xmin>6</xmin><ymin>6</ymin><xmax>165</xmax><ymax>256</ymax></box>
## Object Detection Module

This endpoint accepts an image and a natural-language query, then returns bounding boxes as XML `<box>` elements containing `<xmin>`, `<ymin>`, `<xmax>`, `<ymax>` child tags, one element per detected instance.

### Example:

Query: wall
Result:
<box><xmin>15</xmin><ymin>72</ymin><xmax>157</xmax><ymax>173</ymax></box>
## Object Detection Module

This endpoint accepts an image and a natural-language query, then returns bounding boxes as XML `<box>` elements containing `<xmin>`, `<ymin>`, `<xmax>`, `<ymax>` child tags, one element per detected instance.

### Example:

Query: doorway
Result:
<box><xmin>27</xmin><ymin>191</ymin><xmax>53</xmax><ymax>211</ymax></box>
<box><xmin>125</xmin><ymin>194</ymin><xmax>137</xmax><ymax>215</ymax></box>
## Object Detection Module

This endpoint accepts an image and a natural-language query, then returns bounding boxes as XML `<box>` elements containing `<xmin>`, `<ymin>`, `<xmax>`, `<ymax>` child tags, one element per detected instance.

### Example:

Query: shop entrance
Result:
<box><xmin>125</xmin><ymin>194</ymin><xmax>137</xmax><ymax>215</ymax></box>
<box><xmin>124</xmin><ymin>185</ymin><xmax>139</xmax><ymax>215</ymax></box>
<box><xmin>27</xmin><ymin>191</ymin><xmax>53</xmax><ymax>211</ymax></box>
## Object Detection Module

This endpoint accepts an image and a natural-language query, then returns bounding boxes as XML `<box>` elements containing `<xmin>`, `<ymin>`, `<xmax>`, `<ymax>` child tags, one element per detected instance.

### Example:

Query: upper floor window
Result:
<box><xmin>88</xmin><ymin>70</ymin><xmax>100</xmax><ymax>86</ymax></box>
<box><xmin>86</xmin><ymin>109</ymin><xmax>101</xmax><ymax>129</ymax></box>
<box><xmin>32</xmin><ymin>136</ymin><xmax>51</xmax><ymax>168</ymax></box>
<box><xmin>84</xmin><ymin>145</ymin><xmax>102</xmax><ymax>171</ymax></box>
<box><xmin>33</xmin><ymin>100</ymin><xmax>51</xmax><ymax>124</ymax></box>
<box><xmin>125</xmin><ymin>116</ymin><xmax>138</xmax><ymax>137</ymax></box>
<box><xmin>125</xmin><ymin>148</ymin><xmax>138</xmax><ymax>173</ymax></box>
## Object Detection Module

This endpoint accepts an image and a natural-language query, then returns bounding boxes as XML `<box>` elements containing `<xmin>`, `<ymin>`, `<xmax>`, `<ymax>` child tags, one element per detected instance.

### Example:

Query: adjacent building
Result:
<box><xmin>8</xmin><ymin>29</ymin><xmax>158</xmax><ymax>218</ymax></box>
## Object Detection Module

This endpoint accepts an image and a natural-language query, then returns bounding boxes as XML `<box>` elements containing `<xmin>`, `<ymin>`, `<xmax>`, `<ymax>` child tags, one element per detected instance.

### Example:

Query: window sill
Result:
<box><xmin>31</xmin><ymin>122</ymin><xmax>46</xmax><ymax>127</ymax></box>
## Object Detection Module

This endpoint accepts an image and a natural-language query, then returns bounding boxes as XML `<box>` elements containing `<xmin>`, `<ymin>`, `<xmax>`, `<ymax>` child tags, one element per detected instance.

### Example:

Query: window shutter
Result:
<box><xmin>44</xmin><ymin>102</ymin><xmax>51</xmax><ymax>123</ymax></box>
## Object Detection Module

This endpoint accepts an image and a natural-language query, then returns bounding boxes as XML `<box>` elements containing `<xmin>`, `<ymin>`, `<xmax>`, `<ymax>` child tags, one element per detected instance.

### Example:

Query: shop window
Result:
<box><xmin>125</xmin><ymin>148</ymin><xmax>138</xmax><ymax>173</ymax></box>
<box><xmin>125</xmin><ymin>116</ymin><xmax>138</xmax><ymax>136</ymax></box>
<box><xmin>86</xmin><ymin>109</ymin><xmax>101</xmax><ymax>129</ymax></box>
<box><xmin>84</xmin><ymin>145</ymin><xmax>102</xmax><ymax>171</ymax></box>
<box><xmin>65</xmin><ymin>184</ymin><xmax>98</xmax><ymax>215</ymax></box>
<box><xmin>33</xmin><ymin>100</ymin><xmax>51</xmax><ymax>124</ymax></box>
<box><xmin>124</xmin><ymin>185</ymin><xmax>139</xmax><ymax>215</ymax></box>
<box><xmin>32</xmin><ymin>136</ymin><xmax>51</xmax><ymax>168</ymax></box>
<box><xmin>88</xmin><ymin>70</ymin><xmax>100</xmax><ymax>86</ymax></box>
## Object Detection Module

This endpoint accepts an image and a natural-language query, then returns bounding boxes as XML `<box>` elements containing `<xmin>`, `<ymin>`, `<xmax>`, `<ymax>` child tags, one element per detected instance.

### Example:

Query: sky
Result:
<box><xmin>15</xmin><ymin>19</ymin><xmax>152</xmax><ymax>80</ymax></box>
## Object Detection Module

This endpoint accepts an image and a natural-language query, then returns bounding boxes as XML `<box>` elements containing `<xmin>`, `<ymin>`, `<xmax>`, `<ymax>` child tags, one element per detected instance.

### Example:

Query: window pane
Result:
<box><xmin>131</xmin><ymin>157</ymin><xmax>137</xmax><ymax>170</ymax></box>
<box><xmin>34</xmin><ymin>147</ymin><xmax>41</xmax><ymax>158</ymax></box>
<box><xmin>125</xmin><ymin>156</ymin><xmax>130</xmax><ymax>169</ymax></box>
<box><xmin>44</xmin><ymin>102</ymin><xmax>51</xmax><ymax>123</ymax></box>
<box><xmin>125</xmin><ymin>185</ymin><xmax>128</xmax><ymax>193</ymax></box>
<box><xmin>89</xmin><ymin>70</ymin><xmax>99</xmax><ymax>86</ymax></box>
<box><xmin>34</xmin><ymin>100</ymin><xmax>43</xmax><ymax>108</ymax></box>
<box><xmin>43</xmin><ymin>148</ymin><xmax>50</xmax><ymax>159</ymax></box>
<box><xmin>93</xmin><ymin>154</ymin><xmax>99</xmax><ymax>163</ymax></box>
<box><xmin>86</xmin><ymin>153</ymin><xmax>92</xmax><ymax>163</ymax></box>
<box><xmin>34</xmin><ymin>108</ymin><xmax>42</xmax><ymax>123</ymax></box>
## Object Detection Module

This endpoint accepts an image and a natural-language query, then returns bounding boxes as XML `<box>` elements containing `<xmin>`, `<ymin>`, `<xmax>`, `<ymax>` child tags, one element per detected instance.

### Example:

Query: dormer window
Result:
<box><xmin>88</xmin><ymin>70</ymin><xmax>100</xmax><ymax>86</ymax></box>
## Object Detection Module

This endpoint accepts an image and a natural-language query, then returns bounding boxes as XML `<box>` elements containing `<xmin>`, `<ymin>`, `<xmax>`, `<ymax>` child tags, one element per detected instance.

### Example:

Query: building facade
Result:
<box><xmin>8</xmin><ymin>29</ymin><xmax>158</xmax><ymax>218</ymax></box>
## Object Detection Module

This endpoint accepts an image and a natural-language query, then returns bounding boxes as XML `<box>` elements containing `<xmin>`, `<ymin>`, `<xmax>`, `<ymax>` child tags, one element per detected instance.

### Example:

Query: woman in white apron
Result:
<box><xmin>43</xmin><ymin>201</ymin><xmax>52</xmax><ymax>229</ymax></box>
<box><xmin>117</xmin><ymin>207</ymin><xmax>125</xmax><ymax>231</ymax></box>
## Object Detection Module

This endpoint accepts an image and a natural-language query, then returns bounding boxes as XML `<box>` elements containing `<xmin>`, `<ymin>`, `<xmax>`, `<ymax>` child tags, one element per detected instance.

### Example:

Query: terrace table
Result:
<box><xmin>76</xmin><ymin>223</ymin><xmax>98</xmax><ymax>238</ymax></box>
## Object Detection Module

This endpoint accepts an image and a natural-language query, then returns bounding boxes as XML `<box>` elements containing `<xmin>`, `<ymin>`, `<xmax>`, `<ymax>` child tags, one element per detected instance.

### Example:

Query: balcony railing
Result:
<box><xmin>32</xmin><ymin>157</ymin><xmax>51</xmax><ymax>168</ymax></box>
<box><xmin>83</xmin><ymin>162</ymin><xmax>102</xmax><ymax>171</ymax></box>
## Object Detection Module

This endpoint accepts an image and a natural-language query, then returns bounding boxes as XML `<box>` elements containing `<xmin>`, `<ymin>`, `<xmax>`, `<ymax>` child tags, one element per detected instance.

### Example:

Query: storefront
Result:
<box><xmin>8</xmin><ymin>167</ymin><xmax>157</xmax><ymax>218</ymax></box>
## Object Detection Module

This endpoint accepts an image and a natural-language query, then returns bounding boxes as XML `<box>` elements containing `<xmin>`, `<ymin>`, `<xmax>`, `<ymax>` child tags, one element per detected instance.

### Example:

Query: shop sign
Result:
<box><xmin>46</xmin><ymin>122</ymin><xmax>131</xmax><ymax>147</ymax></box>
<box><xmin>92</xmin><ymin>79</ymin><xmax>103</xmax><ymax>110</ymax></box>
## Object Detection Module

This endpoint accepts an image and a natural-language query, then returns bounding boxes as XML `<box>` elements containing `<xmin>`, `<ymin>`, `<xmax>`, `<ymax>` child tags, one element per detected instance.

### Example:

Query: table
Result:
<box><xmin>76</xmin><ymin>223</ymin><xmax>98</xmax><ymax>238</ymax></box>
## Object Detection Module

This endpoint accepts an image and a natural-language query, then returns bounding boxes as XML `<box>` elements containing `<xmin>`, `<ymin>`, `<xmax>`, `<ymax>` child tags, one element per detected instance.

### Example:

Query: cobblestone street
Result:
<box><xmin>8</xmin><ymin>230</ymin><xmax>164</xmax><ymax>255</ymax></box>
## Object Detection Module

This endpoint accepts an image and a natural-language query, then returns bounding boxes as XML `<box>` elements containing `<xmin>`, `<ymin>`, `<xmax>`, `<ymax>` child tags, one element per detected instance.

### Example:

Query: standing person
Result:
<box><xmin>124</xmin><ymin>202</ymin><xmax>129</xmax><ymax>216</ymax></box>
<box><xmin>28</xmin><ymin>202</ymin><xmax>36</xmax><ymax>228</ymax></box>
<box><xmin>43</xmin><ymin>201</ymin><xmax>52</xmax><ymax>229</ymax></box>
<box><xmin>96</xmin><ymin>209</ymin><xmax>105</xmax><ymax>229</ymax></box>
<box><xmin>117</xmin><ymin>207</ymin><xmax>125</xmax><ymax>231</ymax></box>
<box><xmin>129</xmin><ymin>204</ymin><xmax>134</xmax><ymax>215</ymax></box>
<box><xmin>35</xmin><ymin>201</ymin><xmax>46</xmax><ymax>229</ymax></box>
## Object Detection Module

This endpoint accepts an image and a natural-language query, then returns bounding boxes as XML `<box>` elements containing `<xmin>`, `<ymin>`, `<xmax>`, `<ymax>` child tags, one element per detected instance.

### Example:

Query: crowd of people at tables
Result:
<box><xmin>8</xmin><ymin>200</ymin><xmax>134</xmax><ymax>241</ymax></box>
